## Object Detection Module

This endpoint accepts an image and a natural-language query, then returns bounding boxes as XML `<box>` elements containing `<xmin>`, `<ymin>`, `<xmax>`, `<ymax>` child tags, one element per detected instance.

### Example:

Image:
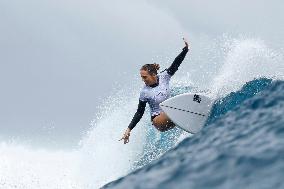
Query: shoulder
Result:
<box><xmin>139</xmin><ymin>85</ymin><xmax>148</xmax><ymax>101</ymax></box>
<box><xmin>140</xmin><ymin>85</ymin><xmax>148</xmax><ymax>92</ymax></box>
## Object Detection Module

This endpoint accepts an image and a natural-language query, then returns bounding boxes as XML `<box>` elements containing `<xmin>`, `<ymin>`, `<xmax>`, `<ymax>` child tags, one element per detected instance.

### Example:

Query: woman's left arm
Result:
<box><xmin>167</xmin><ymin>38</ymin><xmax>189</xmax><ymax>76</ymax></box>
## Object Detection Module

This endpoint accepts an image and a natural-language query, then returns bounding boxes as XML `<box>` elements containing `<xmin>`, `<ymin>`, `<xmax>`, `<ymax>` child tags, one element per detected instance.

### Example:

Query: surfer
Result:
<box><xmin>120</xmin><ymin>38</ymin><xmax>189</xmax><ymax>144</ymax></box>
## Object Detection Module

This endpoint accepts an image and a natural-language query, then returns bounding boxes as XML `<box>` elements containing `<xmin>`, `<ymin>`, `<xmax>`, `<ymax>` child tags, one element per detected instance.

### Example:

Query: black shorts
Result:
<box><xmin>151</xmin><ymin>114</ymin><xmax>160</xmax><ymax>121</ymax></box>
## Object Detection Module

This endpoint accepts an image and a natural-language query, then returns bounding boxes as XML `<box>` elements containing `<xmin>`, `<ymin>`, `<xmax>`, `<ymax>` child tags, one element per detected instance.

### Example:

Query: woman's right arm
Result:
<box><xmin>120</xmin><ymin>100</ymin><xmax>146</xmax><ymax>144</ymax></box>
<box><xmin>128</xmin><ymin>100</ymin><xmax>147</xmax><ymax>130</ymax></box>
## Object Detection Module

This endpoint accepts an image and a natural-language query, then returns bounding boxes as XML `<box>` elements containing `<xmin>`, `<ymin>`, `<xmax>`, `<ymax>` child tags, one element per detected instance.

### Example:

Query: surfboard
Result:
<box><xmin>160</xmin><ymin>93</ymin><xmax>214</xmax><ymax>134</ymax></box>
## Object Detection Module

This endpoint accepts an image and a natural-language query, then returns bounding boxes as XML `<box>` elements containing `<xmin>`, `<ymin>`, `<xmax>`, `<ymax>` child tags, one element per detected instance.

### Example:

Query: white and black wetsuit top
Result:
<box><xmin>139</xmin><ymin>71</ymin><xmax>171</xmax><ymax>117</ymax></box>
<box><xmin>128</xmin><ymin>46</ymin><xmax>189</xmax><ymax>130</ymax></box>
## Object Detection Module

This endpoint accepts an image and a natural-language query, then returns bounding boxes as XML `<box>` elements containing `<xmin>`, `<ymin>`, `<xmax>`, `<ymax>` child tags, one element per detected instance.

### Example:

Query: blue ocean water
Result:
<box><xmin>103</xmin><ymin>78</ymin><xmax>284</xmax><ymax>189</ymax></box>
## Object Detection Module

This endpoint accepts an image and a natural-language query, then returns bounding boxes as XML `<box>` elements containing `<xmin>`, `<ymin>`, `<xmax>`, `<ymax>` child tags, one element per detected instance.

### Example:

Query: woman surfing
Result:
<box><xmin>120</xmin><ymin>38</ymin><xmax>189</xmax><ymax>144</ymax></box>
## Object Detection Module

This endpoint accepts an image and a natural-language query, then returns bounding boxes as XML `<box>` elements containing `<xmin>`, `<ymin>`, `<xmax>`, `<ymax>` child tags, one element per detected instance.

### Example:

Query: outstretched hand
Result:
<box><xmin>119</xmin><ymin>128</ymin><xmax>131</xmax><ymax>144</ymax></box>
<box><xmin>183</xmin><ymin>37</ymin><xmax>189</xmax><ymax>48</ymax></box>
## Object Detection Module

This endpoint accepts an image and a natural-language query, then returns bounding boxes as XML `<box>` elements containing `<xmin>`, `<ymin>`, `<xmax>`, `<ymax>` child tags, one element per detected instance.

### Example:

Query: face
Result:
<box><xmin>140</xmin><ymin>70</ymin><xmax>157</xmax><ymax>86</ymax></box>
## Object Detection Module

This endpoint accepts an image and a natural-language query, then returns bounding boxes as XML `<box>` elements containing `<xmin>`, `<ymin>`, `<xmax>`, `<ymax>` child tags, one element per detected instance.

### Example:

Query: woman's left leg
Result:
<box><xmin>152</xmin><ymin>112</ymin><xmax>175</xmax><ymax>132</ymax></box>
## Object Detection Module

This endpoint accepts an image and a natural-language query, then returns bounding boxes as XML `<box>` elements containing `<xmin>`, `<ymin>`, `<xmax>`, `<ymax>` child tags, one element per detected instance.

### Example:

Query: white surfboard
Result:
<box><xmin>160</xmin><ymin>93</ymin><xmax>214</xmax><ymax>134</ymax></box>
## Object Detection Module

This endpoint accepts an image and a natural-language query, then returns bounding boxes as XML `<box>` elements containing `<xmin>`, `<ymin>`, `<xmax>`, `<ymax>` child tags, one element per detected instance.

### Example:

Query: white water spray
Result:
<box><xmin>210</xmin><ymin>38</ymin><xmax>283</xmax><ymax>97</ymax></box>
<box><xmin>1</xmin><ymin>36</ymin><xmax>283</xmax><ymax>189</ymax></box>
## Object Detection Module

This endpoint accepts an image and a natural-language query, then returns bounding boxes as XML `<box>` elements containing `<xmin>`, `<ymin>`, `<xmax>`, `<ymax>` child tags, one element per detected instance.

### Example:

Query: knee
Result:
<box><xmin>153</xmin><ymin>123</ymin><xmax>174</xmax><ymax>132</ymax></box>
<box><xmin>152</xmin><ymin>118</ymin><xmax>175</xmax><ymax>132</ymax></box>
<box><xmin>156</xmin><ymin>126</ymin><xmax>168</xmax><ymax>132</ymax></box>
<box><xmin>152</xmin><ymin>121</ymin><xmax>165</xmax><ymax>132</ymax></box>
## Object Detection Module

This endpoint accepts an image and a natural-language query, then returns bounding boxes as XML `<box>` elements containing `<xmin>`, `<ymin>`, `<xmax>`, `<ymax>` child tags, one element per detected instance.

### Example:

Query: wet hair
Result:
<box><xmin>140</xmin><ymin>63</ymin><xmax>160</xmax><ymax>75</ymax></box>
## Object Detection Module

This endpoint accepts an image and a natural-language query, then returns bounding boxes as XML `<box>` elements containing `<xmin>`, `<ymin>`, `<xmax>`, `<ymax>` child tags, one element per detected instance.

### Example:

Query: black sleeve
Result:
<box><xmin>128</xmin><ymin>100</ymin><xmax>147</xmax><ymax>130</ymax></box>
<box><xmin>167</xmin><ymin>46</ymin><xmax>189</xmax><ymax>76</ymax></box>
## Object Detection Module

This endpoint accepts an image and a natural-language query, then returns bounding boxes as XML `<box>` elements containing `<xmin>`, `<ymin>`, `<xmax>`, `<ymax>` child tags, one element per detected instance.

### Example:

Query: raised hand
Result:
<box><xmin>183</xmin><ymin>37</ymin><xmax>189</xmax><ymax>48</ymax></box>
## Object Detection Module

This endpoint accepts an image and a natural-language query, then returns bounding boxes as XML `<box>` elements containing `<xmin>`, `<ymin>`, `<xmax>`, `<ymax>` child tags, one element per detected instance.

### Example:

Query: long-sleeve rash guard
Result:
<box><xmin>128</xmin><ymin>46</ymin><xmax>189</xmax><ymax>130</ymax></box>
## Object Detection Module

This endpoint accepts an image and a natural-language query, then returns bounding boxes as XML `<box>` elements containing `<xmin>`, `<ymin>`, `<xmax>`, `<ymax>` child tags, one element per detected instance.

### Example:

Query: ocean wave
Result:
<box><xmin>103</xmin><ymin>79</ymin><xmax>284</xmax><ymax>189</ymax></box>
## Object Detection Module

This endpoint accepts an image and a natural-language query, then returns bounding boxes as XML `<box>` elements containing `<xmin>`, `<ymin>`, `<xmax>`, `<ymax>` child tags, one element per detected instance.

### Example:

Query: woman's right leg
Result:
<box><xmin>152</xmin><ymin>112</ymin><xmax>175</xmax><ymax>132</ymax></box>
